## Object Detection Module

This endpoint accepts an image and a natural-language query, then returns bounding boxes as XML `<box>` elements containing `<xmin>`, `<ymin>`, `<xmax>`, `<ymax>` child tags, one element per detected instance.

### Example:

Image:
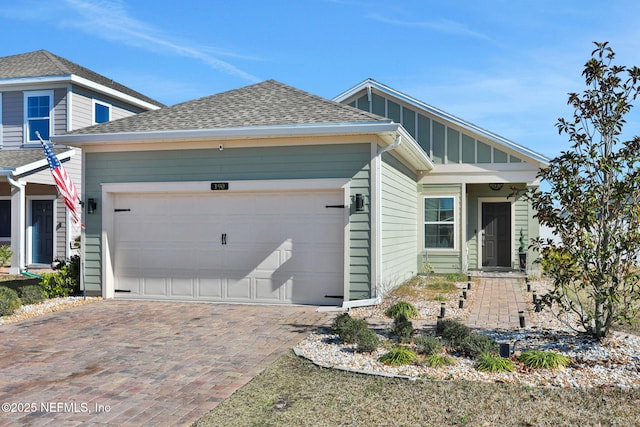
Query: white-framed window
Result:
<box><xmin>424</xmin><ymin>196</ymin><xmax>456</xmax><ymax>249</ymax></box>
<box><xmin>24</xmin><ymin>90</ymin><xmax>53</xmax><ymax>144</ymax></box>
<box><xmin>93</xmin><ymin>99</ymin><xmax>111</xmax><ymax>124</ymax></box>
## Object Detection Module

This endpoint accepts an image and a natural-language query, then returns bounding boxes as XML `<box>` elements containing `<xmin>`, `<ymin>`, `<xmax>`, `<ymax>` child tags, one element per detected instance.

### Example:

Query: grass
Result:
<box><xmin>194</xmin><ymin>351</ymin><xmax>640</xmax><ymax>426</ymax></box>
<box><xmin>390</xmin><ymin>274</ymin><xmax>464</xmax><ymax>302</ymax></box>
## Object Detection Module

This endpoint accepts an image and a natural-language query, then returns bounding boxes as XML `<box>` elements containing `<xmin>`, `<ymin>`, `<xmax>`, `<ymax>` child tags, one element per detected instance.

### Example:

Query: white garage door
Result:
<box><xmin>112</xmin><ymin>190</ymin><xmax>345</xmax><ymax>305</ymax></box>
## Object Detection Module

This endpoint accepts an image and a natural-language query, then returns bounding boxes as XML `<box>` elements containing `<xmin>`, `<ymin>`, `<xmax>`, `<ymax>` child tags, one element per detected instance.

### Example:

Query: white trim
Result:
<box><xmin>92</xmin><ymin>99</ymin><xmax>112</xmax><ymax>125</ymax></box>
<box><xmin>26</xmin><ymin>196</ymin><xmax>57</xmax><ymax>266</ymax></box>
<box><xmin>66</xmin><ymin>85</ymin><xmax>72</xmax><ymax>132</ymax></box>
<box><xmin>477</xmin><ymin>197</ymin><xmax>516</xmax><ymax>269</ymax></box>
<box><xmin>423</xmin><ymin>195</ymin><xmax>458</xmax><ymax>251</ymax></box>
<box><xmin>13</xmin><ymin>149</ymin><xmax>75</xmax><ymax>176</ymax></box>
<box><xmin>0</xmin><ymin>74</ymin><xmax>161</xmax><ymax>111</ymax></box>
<box><xmin>99</xmin><ymin>178</ymin><xmax>351</xmax><ymax>300</ymax></box>
<box><xmin>23</xmin><ymin>90</ymin><xmax>54</xmax><ymax>145</ymax></box>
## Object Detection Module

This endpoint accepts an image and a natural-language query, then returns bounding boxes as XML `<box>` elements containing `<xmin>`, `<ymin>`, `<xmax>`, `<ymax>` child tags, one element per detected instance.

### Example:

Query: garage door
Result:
<box><xmin>112</xmin><ymin>190</ymin><xmax>345</xmax><ymax>305</ymax></box>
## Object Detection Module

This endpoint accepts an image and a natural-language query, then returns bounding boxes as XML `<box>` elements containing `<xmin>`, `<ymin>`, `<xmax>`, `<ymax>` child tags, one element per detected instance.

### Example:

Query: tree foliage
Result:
<box><xmin>529</xmin><ymin>42</ymin><xmax>640</xmax><ymax>339</ymax></box>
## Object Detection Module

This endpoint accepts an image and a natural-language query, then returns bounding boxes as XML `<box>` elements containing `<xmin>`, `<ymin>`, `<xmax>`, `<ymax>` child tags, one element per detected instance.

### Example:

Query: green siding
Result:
<box><xmin>356</xmin><ymin>95</ymin><xmax>369</xmax><ymax>111</ymax></box>
<box><xmin>402</xmin><ymin>107</ymin><xmax>416</xmax><ymax>137</ymax></box>
<box><xmin>372</xmin><ymin>93</ymin><xmax>386</xmax><ymax>116</ymax></box>
<box><xmin>417</xmin><ymin>114</ymin><xmax>430</xmax><ymax>153</ymax></box>
<box><xmin>494</xmin><ymin>148</ymin><xmax>508</xmax><ymax>163</ymax></box>
<box><xmin>432</xmin><ymin>121</ymin><xmax>445</xmax><ymax>164</ymax></box>
<box><xmin>387</xmin><ymin>100</ymin><xmax>401</xmax><ymax>122</ymax></box>
<box><xmin>462</xmin><ymin>134</ymin><xmax>475</xmax><ymax>163</ymax></box>
<box><xmin>84</xmin><ymin>143</ymin><xmax>373</xmax><ymax>297</ymax></box>
<box><xmin>447</xmin><ymin>128</ymin><xmax>460</xmax><ymax>164</ymax></box>
<box><xmin>380</xmin><ymin>152</ymin><xmax>418</xmax><ymax>295</ymax></box>
<box><xmin>418</xmin><ymin>183</ymin><xmax>463</xmax><ymax>273</ymax></box>
<box><xmin>477</xmin><ymin>141</ymin><xmax>492</xmax><ymax>163</ymax></box>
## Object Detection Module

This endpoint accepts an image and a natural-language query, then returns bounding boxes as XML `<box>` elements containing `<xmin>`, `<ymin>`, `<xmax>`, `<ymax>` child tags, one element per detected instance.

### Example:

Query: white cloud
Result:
<box><xmin>368</xmin><ymin>13</ymin><xmax>491</xmax><ymax>41</ymax></box>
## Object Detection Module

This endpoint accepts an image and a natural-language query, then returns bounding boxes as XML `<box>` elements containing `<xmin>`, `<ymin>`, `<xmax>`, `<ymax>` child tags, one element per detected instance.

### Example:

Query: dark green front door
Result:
<box><xmin>482</xmin><ymin>202</ymin><xmax>511</xmax><ymax>267</ymax></box>
<box><xmin>32</xmin><ymin>200</ymin><xmax>53</xmax><ymax>264</ymax></box>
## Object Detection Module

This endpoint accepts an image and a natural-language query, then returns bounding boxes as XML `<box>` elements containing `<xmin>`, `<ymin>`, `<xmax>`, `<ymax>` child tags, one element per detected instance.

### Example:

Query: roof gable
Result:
<box><xmin>66</xmin><ymin>80</ymin><xmax>391</xmax><ymax>135</ymax></box>
<box><xmin>334</xmin><ymin>78</ymin><xmax>549</xmax><ymax>166</ymax></box>
<box><xmin>0</xmin><ymin>50</ymin><xmax>164</xmax><ymax>108</ymax></box>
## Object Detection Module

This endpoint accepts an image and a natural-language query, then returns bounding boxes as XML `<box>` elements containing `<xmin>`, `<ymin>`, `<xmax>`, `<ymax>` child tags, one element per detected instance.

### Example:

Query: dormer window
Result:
<box><xmin>94</xmin><ymin>100</ymin><xmax>111</xmax><ymax>124</ymax></box>
<box><xmin>24</xmin><ymin>90</ymin><xmax>53</xmax><ymax>144</ymax></box>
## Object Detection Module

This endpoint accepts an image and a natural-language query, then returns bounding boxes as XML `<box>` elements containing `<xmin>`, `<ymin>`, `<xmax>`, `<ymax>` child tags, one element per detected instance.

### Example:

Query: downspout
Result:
<box><xmin>342</xmin><ymin>134</ymin><xmax>403</xmax><ymax>309</ymax></box>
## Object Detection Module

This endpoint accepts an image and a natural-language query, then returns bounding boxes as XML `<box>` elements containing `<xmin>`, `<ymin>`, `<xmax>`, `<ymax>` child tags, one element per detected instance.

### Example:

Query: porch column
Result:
<box><xmin>8</xmin><ymin>177</ymin><xmax>25</xmax><ymax>274</ymax></box>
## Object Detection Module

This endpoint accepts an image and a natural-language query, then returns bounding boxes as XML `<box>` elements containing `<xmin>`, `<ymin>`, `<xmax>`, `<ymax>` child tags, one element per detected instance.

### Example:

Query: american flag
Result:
<box><xmin>37</xmin><ymin>133</ymin><xmax>81</xmax><ymax>224</ymax></box>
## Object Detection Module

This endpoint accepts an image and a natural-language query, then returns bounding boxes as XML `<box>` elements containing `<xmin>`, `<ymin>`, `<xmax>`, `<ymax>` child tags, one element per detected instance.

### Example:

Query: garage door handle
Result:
<box><xmin>221</xmin><ymin>233</ymin><xmax>227</xmax><ymax>245</ymax></box>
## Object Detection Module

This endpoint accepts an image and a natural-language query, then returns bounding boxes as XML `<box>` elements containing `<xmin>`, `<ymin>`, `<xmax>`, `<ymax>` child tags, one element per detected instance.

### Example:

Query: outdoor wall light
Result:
<box><xmin>87</xmin><ymin>198</ymin><xmax>97</xmax><ymax>214</ymax></box>
<box><xmin>355</xmin><ymin>193</ymin><xmax>365</xmax><ymax>212</ymax></box>
<box><xmin>489</xmin><ymin>183</ymin><xmax>504</xmax><ymax>191</ymax></box>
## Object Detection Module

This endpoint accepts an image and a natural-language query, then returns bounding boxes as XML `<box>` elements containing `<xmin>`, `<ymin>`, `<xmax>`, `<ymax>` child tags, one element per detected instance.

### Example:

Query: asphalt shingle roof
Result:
<box><xmin>0</xmin><ymin>50</ymin><xmax>164</xmax><ymax>108</ymax></box>
<box><xmin>0</xmin><ymin>148</ymin><xmax>71</xmax><ymax>171</ymax></box>
<box><xmin>66</xmin><ymin>80</ymin><xmax>391</xmax><ymax>135</ymax></box>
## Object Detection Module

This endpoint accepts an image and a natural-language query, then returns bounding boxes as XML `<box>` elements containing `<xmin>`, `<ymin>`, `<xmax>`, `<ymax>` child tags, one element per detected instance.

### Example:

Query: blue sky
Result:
<box><xmin>2</xmin><ymin>0</ymin><xmax>640</xmax><ymax>160</ymax></box>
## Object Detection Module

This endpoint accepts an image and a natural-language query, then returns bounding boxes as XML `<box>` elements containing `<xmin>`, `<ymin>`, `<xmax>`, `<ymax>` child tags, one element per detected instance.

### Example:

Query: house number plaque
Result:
<box><xmin>210</xmin><ymin>182</ymin><xmax>229</xmax><ymax>190</ymax></box>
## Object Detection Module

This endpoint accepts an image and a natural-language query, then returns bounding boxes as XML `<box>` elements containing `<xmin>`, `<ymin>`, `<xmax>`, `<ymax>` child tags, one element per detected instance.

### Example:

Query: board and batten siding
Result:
<box><xmin>379</xmin><ymin>151</ymin><xmax>419</xmax><ymax>294</ymax></box>
<box><xmin>83</xmin><ymin>143</ymin><xmax>373</xmax><ymax>299</ymax></box>
<box><xmin>419</xmin><ymin>183</ymin><xmax>463</xmax><ymax>273</ymax></box>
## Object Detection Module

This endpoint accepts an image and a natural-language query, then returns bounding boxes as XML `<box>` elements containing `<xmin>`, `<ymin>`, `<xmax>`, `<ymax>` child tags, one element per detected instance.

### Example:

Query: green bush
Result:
<box><xmin>0</xmin><ymin>286</ymin><xmax>21</xmax><ymax>316</ymax></box>
<box><xmin>332</xmin><ymin>313</ymin><xmax>371</xmax><ymax>345</ymax></box>
<box><xmin>53</xmin><ymin>255</ymin><xmax>81</xmax><ymax>294</ymax></box>
<box><xmin>39</xmin><ymin>265</ymin><xmax>75</xmax><ymax>298</ymax></box>
<box><xmin>0</xmin><ymin>244</ymin><xmax>12</xmax><ymax>267</ymax></box>
<box><xmin>414</xmin><ymin>335</ymin><xmax>443</xmax><ymax>355</ymax></box>
<box><xmin>385</xmin><ymin>301</ymin><xmax>418</xmax><ymax>319</ymax></box>
<box><xmin>378</xmin><ymin>346</ymin><xmax>418</xmax><ymax>366</ymax></box>
<box><xmin>475</xmin><ymin>353</ymin><xmax>515</xmax><ymax>373</ymax></box>
<box><xmin>19</xmin><ymin>285</ymin><xmax>47</xmax><ymax>305</ymax></box>
<box><xmin>519</xmin><ymin>350</ymin><xmax>571</xmax><ymax>369</ymax></box>
<box><xmin>354</xmin><ymin>328</ymin><xmax>380</xmax><ymax>353</ymax></box>
<box><xmin>459</xmin><ymin>333</ymin><xmax>499</xmax><ymax>358</ymax></box>
<box><xmin>422</xmin><ymin>353</ymin><xmax>455</xmax><ymax>368</ymax></box>
<box><xmin>436</xmin><ymin>318</ymin><xmax>471</xmax><ymax>345</ymax></box>
<box><xmin>390</xmin><ymin>314</ymin><xmax>414</xmax><ymax>343</ymax></box>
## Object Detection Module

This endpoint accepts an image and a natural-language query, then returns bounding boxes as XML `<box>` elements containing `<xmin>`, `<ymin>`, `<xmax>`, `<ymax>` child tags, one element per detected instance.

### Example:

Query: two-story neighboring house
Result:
<box><xmin>0</xmin><ymin>50</ymin><xmax>164</xmax><ymax>273</ymax></box>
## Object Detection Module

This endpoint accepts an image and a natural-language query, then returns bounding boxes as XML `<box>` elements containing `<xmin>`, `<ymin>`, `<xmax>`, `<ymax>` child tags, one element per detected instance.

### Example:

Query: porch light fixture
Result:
<box><xmin>489</xmin><ymin>183</ymin><xmax>504</xmax><ymax>191</ymax></box>
<box><xmin>87</xmin><ymin>198</ymin><xmax>97</xmax><ymax>214</ymax></box>
<box><xmin>355</xmin><ymin>193</ymin><xmax>365</xmax><ymax>212</ymax></box>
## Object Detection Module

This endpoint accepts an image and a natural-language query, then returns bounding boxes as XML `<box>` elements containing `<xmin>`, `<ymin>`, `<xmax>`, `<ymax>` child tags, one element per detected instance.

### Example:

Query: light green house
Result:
<box><xmin>55</xmin><ymin>79</ymin><xmax>548</xmax><ymax>307</ymax></box>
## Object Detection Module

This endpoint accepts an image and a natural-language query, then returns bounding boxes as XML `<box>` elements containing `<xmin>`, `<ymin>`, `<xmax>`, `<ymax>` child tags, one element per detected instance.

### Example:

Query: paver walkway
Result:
<box><xmin>0</xmin><ymin>300</ymin><xmax>333</xmax><ymax>426</ymax></box>
<box><xmin>465</xmin><ymin>273</ymin><xmax>530</xmax><ymax>329</ymax></box>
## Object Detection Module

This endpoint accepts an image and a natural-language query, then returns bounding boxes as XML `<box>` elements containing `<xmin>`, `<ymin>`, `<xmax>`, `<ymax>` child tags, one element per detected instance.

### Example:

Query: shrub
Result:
<box><xmin>444</xmin><ymin>273</ymin><xmax>467</xmax><ymax>282</ymax></box>
<box><xmin>422</xmin><ymin>353</ymin><xmax>455</xmax><ymax>368</ymax></box>
<box><xmin>436</xmin><ymin>318</ymin><xmax>471</xmax><ymax>345</ymax></box>
<box><xmin>385</xmin><ymin>301</ymin><xmax>418</xmax><ymax>319</ymax></box>
<box><xmin>459</xmin><ymin>333</ymin><xmax>499</xmax><ymax>358</ymax></box>
<box><xmin>354</xmin><ymin>328</ymin><xmax>380</xmax><ymax>353</ymax></box>
<box><xmin>0</xmin><ymin>286</ymin><xmax>21</xmax><ymax>316</ymax></box>
<box><xmin>332</xmin><ymin>313</ymin><xmax>372</xmax><ymax>345</ymax></box>
<box><xmin>39</xmin><ymin>266</ymin><xmax>75</xmax><ymax>298</ymax></box>
<box><xmin>414</xmin><ymin>335</ymin><xmax>443</xmax><ymax>355</ymax></box>
<box><xmin>475</xmin><ymin>353</ymin><xmax>515</xmax><ymax>373</ymax></box>
<box><xmin>389</xmin><ymin>314</ymin><xmax>414</xmax><ymax>343</ymax></box>
<box><xmin>378</xmin><ymin>347</ymin><xmax>418</xmax><ymax>366</ymax></box>
<box><xmin>0</xmin><ymin>244</ymin><xmax>12</xmax><ymax>267</ymax></box>
<box><xmin>519</xmin><ymin>350</ymin><xmax>571</xmax><ymax>369</ymax></box>
<box><xmin>19</xmin><ymin>285</ymin><xmax>47</xmax><ymax>305</ymax></box>
<box><xmin>53</xmin><ymin>255</ymin><xmax>81</xmax><ymax>294</ymax></box>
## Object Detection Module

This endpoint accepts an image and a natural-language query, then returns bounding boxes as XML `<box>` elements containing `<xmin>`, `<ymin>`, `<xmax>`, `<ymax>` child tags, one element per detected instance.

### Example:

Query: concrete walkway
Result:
<box><xmin>465</xmin><ymin>274</ymin><xmax>530</xmax><ymax>329</ymax></box>
<box><xmin>0</xmin><ymin>300</ymin><xmax>332</xmax><ymax>426</ymax></box>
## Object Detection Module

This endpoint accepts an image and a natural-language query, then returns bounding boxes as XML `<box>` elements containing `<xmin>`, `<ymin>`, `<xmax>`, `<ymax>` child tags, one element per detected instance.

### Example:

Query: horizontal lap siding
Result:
<box><xmin>380</xmin><ymin>152</ymin><xmax>418</xmax><ymax>294</ymax></box>
<box><xmin>419</xmin><ymin>183</ymin><xmax>463</xmax><ymax>273</ymax></box>
<box><xmin>71</xmin><ymin>87</ymin><xmax>148</xmax><ymax>130</ymax></box>
<box><xmin>84</xmin><ymin>143</ymin><xmax>373</xmax><ymax>297</ymax></box>
<box><xmin>2</xmin><ymin>92</ymin><xmax>23</xmax><ymax>148</ymax></box>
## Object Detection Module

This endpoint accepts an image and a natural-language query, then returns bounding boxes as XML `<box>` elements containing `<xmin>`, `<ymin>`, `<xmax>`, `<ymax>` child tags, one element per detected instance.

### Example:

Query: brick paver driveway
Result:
<box><xmin>0</xmin><ymin>300</ymin><xmax>332</xmax><ymax>426</ymax></box>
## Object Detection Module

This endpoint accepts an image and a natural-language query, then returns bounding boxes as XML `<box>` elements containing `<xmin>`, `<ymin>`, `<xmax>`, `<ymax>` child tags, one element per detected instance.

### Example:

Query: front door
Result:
<box><xmin>32</xmin><ymin>200</ymin><xmax>53</xmax><ymax>264</ymax></box>
<box><xmin>482</xmin><ymin>202</ymin><xmax>511</xmax><ymax>267</ymax></box>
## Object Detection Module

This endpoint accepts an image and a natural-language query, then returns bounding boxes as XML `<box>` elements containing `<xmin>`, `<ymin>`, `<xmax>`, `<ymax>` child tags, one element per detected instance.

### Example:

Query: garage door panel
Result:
<box><xmin>113</xmin><ymin>189</ymin><xmax>345</xmax><ymax>304</ymax></box>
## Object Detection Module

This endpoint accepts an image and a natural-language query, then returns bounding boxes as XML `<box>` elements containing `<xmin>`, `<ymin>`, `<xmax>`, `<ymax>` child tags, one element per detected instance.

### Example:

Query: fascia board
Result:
<box><xmin>53</xmin><ymin>122</ymin><xmax>402</xmax><ymax>145</ymax></box>
<box><xmin>0</xmin><ymin>75</ymin><xmax>160</xmax><ymax>111</ymax></box>
<box><xmin>12</xmin><ymin>149</ymin><xmax>75</xmax><ymax>176</ymax></box>
<box><xmin>335</xmin><ymin>79</ymin><xmax>550</xmax><ymax>167</ymax></box>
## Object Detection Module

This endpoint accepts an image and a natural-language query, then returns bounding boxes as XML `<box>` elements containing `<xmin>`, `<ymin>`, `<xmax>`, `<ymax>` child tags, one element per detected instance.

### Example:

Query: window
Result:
<box><xmin>0</xmin><ymin>200</ymin><xmax>10</xmax><ymax>238</ymax></box>
<box><xmin>24</xmin><ymin>91</ymin><xmax>53</xmax><ymax>143</ymax></box>
<box><xmin>424</xmin><ymin>196</ymin><xmax>456</xmax><ymax>249</ymax></box>
<box><xmin>94</xmin><ymin>100</ymin><xmax>111</xmax><ymax>124</ymax></box>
